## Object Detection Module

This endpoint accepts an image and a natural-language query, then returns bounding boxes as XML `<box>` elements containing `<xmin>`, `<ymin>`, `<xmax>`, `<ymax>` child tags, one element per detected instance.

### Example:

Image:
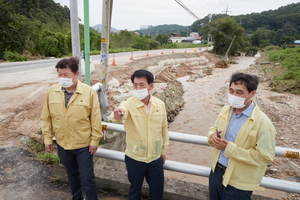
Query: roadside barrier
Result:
<box><xmin>111</xmin><ymin>55</ymin><xmax>116</xmax><ymax>66</ymax></box>
<box><xmin>99</xmin><ymin>121</ymin><xmax>300</xmax><ymax>194</ymax></box>
<box><xmin>129</xmin><ymin>52</ymin><xmax>134</xmax><ymax>60</ymax></box>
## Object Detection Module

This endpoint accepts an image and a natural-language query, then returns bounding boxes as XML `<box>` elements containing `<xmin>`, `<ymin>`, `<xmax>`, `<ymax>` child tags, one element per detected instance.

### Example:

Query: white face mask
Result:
<box><xmin>133</xmin><ymin>88</ymin><xmax>149</xmax><ymax>100</ymax></box>
<box><xmin>58</xmin><ymin>78</ymin><xmax>73</xmax><ymax>88</ymax></box>
<box><xmin>228</xmin><ymin>93</ymin><xmax>251</xmax><ymax>109</ymax></box>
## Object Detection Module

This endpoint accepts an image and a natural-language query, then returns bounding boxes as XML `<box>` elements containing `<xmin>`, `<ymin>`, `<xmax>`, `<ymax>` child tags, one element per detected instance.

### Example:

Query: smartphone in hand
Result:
<box><xmin>216</xmin><ymin>129</ymin><xmax>221</xmax><ymax>138</ymax></box>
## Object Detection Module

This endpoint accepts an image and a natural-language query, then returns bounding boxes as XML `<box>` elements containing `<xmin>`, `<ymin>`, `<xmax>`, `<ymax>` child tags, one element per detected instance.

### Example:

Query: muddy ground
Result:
<box><xmin>0</xmin><ymin>51</ymin><xmax>299</xmax><ymax>199</ymax></box>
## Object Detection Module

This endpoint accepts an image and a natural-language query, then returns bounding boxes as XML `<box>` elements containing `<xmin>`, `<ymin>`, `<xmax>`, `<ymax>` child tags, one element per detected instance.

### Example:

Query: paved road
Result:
<box><xmin>0</xmin><ymin>48</ymin><xmax>201</xmax><ymax>75</ymax></box>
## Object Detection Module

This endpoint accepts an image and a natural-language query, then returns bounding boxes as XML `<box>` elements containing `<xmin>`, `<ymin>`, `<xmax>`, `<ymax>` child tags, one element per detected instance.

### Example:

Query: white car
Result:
<box><xmin>193</xmin><ymin>40</ymin><xmax>201</xmax><ymax>44</ymax></box>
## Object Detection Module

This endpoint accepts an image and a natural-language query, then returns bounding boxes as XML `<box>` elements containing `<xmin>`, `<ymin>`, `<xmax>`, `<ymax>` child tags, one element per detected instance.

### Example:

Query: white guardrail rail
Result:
<box><xmin>98</xmin><ymin>122</ymin><xmax>300</xmax><ymax>194</ymax></box>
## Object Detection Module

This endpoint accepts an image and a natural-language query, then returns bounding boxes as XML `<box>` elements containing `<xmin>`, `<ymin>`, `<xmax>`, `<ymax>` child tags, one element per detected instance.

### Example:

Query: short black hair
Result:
<box><xmin>131</xmin><ymin>69</ymin><xmax>154</xmax><ymax>84</ymax></box>
<box><xmin>55</xmin><ymin>57</ymin><xmax>79</xmax><ymax>74</ymax></box>
<box><xmin>229</xmin><ymin>72</ymin><xmax>259</xmax><ymax>93</ymax></box>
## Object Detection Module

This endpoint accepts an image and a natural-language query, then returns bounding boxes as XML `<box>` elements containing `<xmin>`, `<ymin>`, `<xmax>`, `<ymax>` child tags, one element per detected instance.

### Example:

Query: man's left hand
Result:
<box><xmin>89</xmin><ymin>145</ymin><xmax>98</xmax><ymax>155</ymax></box>
<box><xmin>211</xmin><ymin>137</ymin><xmax>228</xmax><ymax>150</ymax></box>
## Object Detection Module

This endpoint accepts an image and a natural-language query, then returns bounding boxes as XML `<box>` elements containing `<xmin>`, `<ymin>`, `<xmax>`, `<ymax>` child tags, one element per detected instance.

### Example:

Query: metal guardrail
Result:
<box><xmin>98</xmin><ymin>122</ymin><xmax>300</xmax><ymax>194</ymax></box>
<box><xmin>102</xmin><ymin>122</ymin><xmax>300</xmax><ymax>159</ymax></box>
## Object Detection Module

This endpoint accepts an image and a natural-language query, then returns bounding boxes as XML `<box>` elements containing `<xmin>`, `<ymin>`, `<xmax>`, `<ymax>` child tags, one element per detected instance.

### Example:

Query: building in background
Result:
<box><xmin>170</xmin><ymin>32</ymin><xmax>202</xmax><ymax>43</ymax></box>
<box><xmin>140</xmin><ymin>25</ymin><xmax>153</xmax><ymax>30</ymax></box>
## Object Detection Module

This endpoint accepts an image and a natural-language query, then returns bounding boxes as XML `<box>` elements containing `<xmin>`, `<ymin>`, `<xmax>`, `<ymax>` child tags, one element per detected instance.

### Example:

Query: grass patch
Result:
<box><xmin>257</xmin><ymin>47</ymin><xmax>300</xmax><ymax>94</ymax></box>
<box><xmin>38</xmin><ymin>152</ymin><xmax>59</xmax><ymax>165</ymax></box>
<box><xmin>26</xmin><ymin>138</ymin><xmax>45</xmax><ymax>152</ymax></box>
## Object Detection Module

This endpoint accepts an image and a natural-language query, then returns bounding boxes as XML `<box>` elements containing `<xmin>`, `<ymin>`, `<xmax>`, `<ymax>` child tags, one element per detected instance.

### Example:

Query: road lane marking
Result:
<box><xmin>26</xmin><ymin>85</ymin><xmax>47</xmax><ymax>99</ymax></box>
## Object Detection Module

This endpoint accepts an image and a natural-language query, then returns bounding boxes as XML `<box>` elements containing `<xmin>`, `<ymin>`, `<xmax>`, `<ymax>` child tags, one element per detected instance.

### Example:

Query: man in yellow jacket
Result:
<box><xmin>207</xmin><ymin>72</ymin><xmax>276</xmax><ymax>200</ymax></box>
<box><xmin>40</xmin><ymin>57</ymin><xmax>103</xmax><ymax>200</ymax></box>
<box><xmin>111</xmin><ymin>69</ymin><xmax>169</xmax><ymax>200</ymax></box>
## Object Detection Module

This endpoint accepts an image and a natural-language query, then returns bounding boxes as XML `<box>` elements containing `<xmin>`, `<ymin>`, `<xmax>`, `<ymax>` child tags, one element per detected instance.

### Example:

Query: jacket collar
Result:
<box><xmin>221</xmin><ymin>101</ymin><xmax>259</xmax><ymax>121</ymax></box>
<box><xmin>132</xmin><ymin>95</ymin><xmax>156</xmax><ymax>108</ymax></box>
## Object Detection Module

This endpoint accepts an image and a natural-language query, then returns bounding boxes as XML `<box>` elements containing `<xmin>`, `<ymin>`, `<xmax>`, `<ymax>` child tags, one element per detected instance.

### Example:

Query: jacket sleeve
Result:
<box><xmin>161</xmin><ymin>105</ymin><xmax>169</xmax><ymax>155</ymax></box>
<box><xmin>207</xmin><ymin>115</ymin><xmax>221</xmax><ymax>146</ymax></box>
<box><xmin>40</xmin><ymin>91</ymin><xmax>53</xmax><ymax>145</ymax></box>
<box><xmin>89</xmin><ymin>89</ymin><xmax>103</xmax><ymax>146</ymax></box>
<box><xmin>224</xmin><ymin>118</ymin><xmax>276</xmax><ymax>166</ymax></box>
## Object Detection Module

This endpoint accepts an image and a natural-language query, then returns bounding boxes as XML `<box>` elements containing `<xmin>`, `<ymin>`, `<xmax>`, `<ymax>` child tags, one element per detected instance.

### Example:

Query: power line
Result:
<box><xmin>174</xmin><ymin>0</ymin><xmax>199</xmax><ymax>20</ymax></box>
<box><xmin>174</xmin><ymin>0</ymin><xmax>233</xmax><ymax>40</ymax></box>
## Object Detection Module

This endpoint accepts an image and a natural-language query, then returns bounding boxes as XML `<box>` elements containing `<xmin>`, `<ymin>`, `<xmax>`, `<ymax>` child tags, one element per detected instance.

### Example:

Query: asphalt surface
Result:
<box><xmin>0</xmin><ymin>145</ymin><xmax>127</xmax><ymax>200</ymax></box>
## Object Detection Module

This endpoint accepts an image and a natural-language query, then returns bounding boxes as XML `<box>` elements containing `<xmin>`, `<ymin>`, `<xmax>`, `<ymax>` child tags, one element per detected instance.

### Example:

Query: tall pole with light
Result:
<box><xmin>69</xmin><ymin>0</ymin><xmax>82</xmax><ymax>80</ymax></box>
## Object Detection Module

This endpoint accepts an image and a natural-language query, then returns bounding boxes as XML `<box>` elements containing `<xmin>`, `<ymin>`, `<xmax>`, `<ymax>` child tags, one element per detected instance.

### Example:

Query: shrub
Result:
<box><xmin>245</xmin><ymin>47</ymin><xmax>258</xmax><ymax>56</ymax></box>
<box><xmin>25</xmin><ymin>138</ymin><xmax>44</xmax><ymax>152</ymax></box>
<box><xmin>3</xmin><ymin>51</ymin><xmax>29</xmax><ymax>61</ymax></box>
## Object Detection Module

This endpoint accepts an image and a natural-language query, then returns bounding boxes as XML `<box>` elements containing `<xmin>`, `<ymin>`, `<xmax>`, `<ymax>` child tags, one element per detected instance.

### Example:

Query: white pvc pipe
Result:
<box><xmin>102</xmin><ymin>122</ymin><xmax>300</xmax><ymax>159</ymax></box>
<box><xmin>94</xmin><ymin>148</ymin><xmax>300</xmax><ymax>194</ymax></box>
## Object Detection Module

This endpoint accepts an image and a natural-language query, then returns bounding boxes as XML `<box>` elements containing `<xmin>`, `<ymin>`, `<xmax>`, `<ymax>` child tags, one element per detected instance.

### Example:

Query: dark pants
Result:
<box><xmin>209</xmin><ymin>166</ymin><xmax>253</xmax><ymax>200</ymax></box>
<box><xmin>57</xmin><ymin>145</ymin><xmax>98</xmax><ymax>200</ymax></box>
<box><xmin>125</xmin><ymin>155</ymin><xmax>164</xmax><ymax>200</ymax></box>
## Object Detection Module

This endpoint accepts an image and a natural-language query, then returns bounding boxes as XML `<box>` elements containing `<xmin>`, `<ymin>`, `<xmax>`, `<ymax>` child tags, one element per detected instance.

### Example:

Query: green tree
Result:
<box><xmin>281</xmin><ymin>21</ymin><xmax>297</xmax><ymax>36</ymax></box>
<box><xmin>36</xmin><ymin>30</ymin><xmax>69</xmax><ymax>57</ymax></box>
<box><xmin>89</xmin><ymin>28</ymin><xmax>101</xmax><ymax>51</ymax></box>
<box><xmin>251</xmin><ymin>28</ymin><xmax>276</xmax><ymax>47</ymax></box>
<box><xmin>110</xmin><ymin>30</ymin><xmax>137</xmax><ymax>49</ymax></box>
<box><xmin>0</xmin><ymin>0</ymin><xmax>29</xmax><ymax>59</ymax></box>
<box><xmin>202</xmin><ymin>16</ymin><xmax>244</xmax><ymax>56</ymax></box>
<box><xmin>131</xmin><ymin>36</ymin><xmax>151</xmax><ymax>50</ymax></box>
<box><xmin>155</xmin><ymin>34</ymin><xmax>171</xmax><ymax>45</ymax></box>
<box><xmin>281</xmin><ymin>36</ymin><xmax>296</xmax><ymax>46</ymax></box>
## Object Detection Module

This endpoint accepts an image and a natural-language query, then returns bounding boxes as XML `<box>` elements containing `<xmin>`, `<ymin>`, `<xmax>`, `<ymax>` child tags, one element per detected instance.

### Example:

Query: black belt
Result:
<box><xmin>216</xmin><ymin>162</ymin><xmax>227</xmax><ymax>172</ymax></box>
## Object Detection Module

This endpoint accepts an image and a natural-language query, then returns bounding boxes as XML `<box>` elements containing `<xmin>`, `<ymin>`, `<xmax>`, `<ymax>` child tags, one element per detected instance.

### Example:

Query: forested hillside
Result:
<box><xmin>190</xmin><ymin>2</ymin><xmax>300</xmax><ymax>47</ymax></box>
<box><xmin>0</xmin><ymin>0</ymin><xmax>72</xmax><ymax>60</ymax></box>
<box><xmin>1</xmin><ymin>0</ymin><xmax>299</xmax><ymax>61</ymax></box>
<box><xmin>136</xmin><ymin>24</ymin><xmax>189</xmax><ymax>37</ymax></box>
<box><xmin>6</xmin><ymin>0</ymin><xmax>70</xmax><ymax>26</ymax></box>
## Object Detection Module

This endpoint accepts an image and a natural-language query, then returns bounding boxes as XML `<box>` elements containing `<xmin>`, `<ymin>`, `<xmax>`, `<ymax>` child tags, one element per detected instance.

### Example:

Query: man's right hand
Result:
<box><xmin>114</xmin><ymin>108</ymin><xmax>125</xmax><ymax>120</ymax></box>
<box><xmin>210</xmin><ymin>129</ymin><xmax>221</xmax><ymax>140</ymax></box>
<box><xmin>45</xmin><ymin>144</ymin><xmax>54</xmax><ymax>153</ymax></box>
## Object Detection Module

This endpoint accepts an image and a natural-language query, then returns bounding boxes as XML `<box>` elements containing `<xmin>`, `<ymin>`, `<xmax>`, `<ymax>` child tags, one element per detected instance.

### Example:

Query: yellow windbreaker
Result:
<box><xmin>111</xmin><ymin>96</ymin><xmax>169</xmax><ymax>163</ymax></box>
<box><xmin>40</xmin><ymin>80</ymin><xmax>103</xmax><ymax>150</ymax></box>
<box><xmin>208</xmin><ymin>103</ymin><xmax>276</xmax><ymax>191</ymax></box>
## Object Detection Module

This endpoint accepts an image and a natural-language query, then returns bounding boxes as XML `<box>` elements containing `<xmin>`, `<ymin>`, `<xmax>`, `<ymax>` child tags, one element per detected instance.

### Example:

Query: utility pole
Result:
<box><xmin>187</xmin><ymin>26</ymin><xmax>189</xmax><ymax>37</ymax></box>
<box><xmin>222</xmin><ymin>5</ymin><xmax>231</xmax><ymax>15</ymax></box>
<box><xmin>207</xmin><ymin>14</ymin><xmax>212</xmax><ymax>44</ymax></box>
<box><xmin>239</xmin><ymin>20</ymin><xmax>243</xmax><ymax>26</ymax></box>
<box><xmin>224</xmin><ymin>35</ymin><xmax>236</xmax><ymax>60</ymax></box>
<box><xmin>100</xmin><ymin>0</ymin><xmax>113</xmax><ymax>89</ymax></box>
<box><xmin>69</xmin><ymin>0</ymin><xmax>81</xmax><ymax>80</ymax></box>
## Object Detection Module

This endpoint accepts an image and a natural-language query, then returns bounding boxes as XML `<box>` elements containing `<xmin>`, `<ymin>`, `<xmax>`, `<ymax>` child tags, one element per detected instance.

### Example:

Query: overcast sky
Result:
<box><xmin>54</xmin><ymin>0</ymin><xmax>298</xmax><ymax>31</ymax></box>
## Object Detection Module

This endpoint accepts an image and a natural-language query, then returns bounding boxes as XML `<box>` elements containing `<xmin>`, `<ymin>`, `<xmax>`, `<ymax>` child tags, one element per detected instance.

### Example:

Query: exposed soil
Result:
<box><xmin>0</xmin><ymin>51</ymin><xmax>299</xmax><ymax>199</ymax></box>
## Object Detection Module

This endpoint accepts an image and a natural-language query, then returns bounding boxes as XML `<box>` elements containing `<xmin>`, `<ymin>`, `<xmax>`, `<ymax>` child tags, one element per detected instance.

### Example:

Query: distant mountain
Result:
<box><xmin>135</xmin><ymin>24</ymin><xmax>190</xmax><ymax>37</ymax></box>
<box><xmin>92</xmin><ymin>24</ymin><xmax>119</xmax><ymax>32</ymax></box>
